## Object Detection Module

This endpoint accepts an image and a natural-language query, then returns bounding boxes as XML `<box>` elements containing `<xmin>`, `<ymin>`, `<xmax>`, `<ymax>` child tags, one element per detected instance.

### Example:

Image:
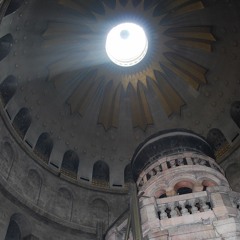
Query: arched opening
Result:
<box><xmin>0</xmin><ymin>75</ymin><xmax>17</xmax><ymax>106</ymax></box>
<box><xmin>174</xmin><ymin>181</ymin><xmax>194</xmax><ymax>195</ymax></box>
<box><xmin>92</xmin><ymin>160</ymin><xmax>109</xmax><ymax>187</ymax></box>
<box><xmin>202</xmin><ymin>180</ymin><xmax>217</xmax><ymax>191</ymax></box>
<box><xmin>124</xmin><ymin>164</ymin><xmax>133</xmax><ymax>185</ymax></box>
<box><xmin>12</xmin><ymin>108</ymin><xmax>32</xmax><ymax>139</ymax></box>
<box><xmin>207</xmin><ymin>128</ymin><xmax>230</xmax><ymax>159</ymax></box>
<box><xmin>154</xmin><ymin>189</ymin><xmax>167</xmax><ymax>198</ymax></box>
<box><xmin>5</xmin><ymin>219</ymin><xmax>21</xmax><ymax>240</ymax></box>
<box><xmin>177</xmin><ymin>187</ymin><xmax>192</xmax><ymax>195</ymax></box>
<box><xmin>4</xmin><ymin>0</ymin><xmax>24</xmax><ymax>16</ymax></box>
<box><xmin>159</xmin><ymin>193</ymin><xmax>167</xmax><ymax>198</ymax></box>
<box><xmin>0</xmin><ymin>34</ymin><xmax>13</xmax><ymax>61</ymax></box>
<box><xmin>5</xmin><ymin>213</ymin><xmax>31</xmax><ymax>240</ymax></box>
<box><xmin>61</xmin><ymin>150</ymin><xmax>79</xmax><ymax>179</ymax></box>
<box><xmin>34</xmin><ymin>132</ymin><xmax>53</xmax><ymax>163</ymax></box>
<box><xmin>231</xmin><ymin>101</ymin><xmax>240</xmax><ymax>129</ymax></box>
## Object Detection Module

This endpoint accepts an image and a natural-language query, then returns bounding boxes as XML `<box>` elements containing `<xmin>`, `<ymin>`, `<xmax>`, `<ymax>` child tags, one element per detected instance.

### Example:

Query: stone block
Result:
<box><xmin>213</xmin><ymin>218</ymin><xmax>240</xmax><ymax>237</ymax></box>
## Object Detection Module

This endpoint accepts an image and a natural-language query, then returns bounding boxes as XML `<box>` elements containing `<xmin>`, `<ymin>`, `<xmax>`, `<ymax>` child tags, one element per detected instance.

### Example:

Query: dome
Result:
<box><xmin>0</xmin><ymin>0</ymin><xmax>240</xmax><ymax>239</ymax></box>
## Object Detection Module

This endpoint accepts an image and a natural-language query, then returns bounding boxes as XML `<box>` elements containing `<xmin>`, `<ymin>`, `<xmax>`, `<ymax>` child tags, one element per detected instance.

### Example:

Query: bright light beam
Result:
<box><xmin>105</xmin><ymin>22</ymin><xmax>148</xmax><ymax>67</ymax></box>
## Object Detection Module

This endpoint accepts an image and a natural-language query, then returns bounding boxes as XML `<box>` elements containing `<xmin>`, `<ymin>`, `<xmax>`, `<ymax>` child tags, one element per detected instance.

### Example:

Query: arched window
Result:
<box><xmin>12</xmin><ymin>108</ymin><xmax>32</xmax><ymax>139</ymax></box>
<box><xmin>202</xmin><ymin>180</ymin><xmax>217</xmax><ymax>191</ymax></box>
<box><xmin>124</xmin><ymin>164</ymin><xmax>133</xmax><ymax>184</ymax></box>
<box><xmin>4</xmin><ymin>0</ymin><xmax>24</xmax><ymax>16</ymax></box>
<box><xmin>92</xmin><ymin>160</ymin><xmax>109</xmax><ymax>187</ymax></box>
<box><xmin>177</xmin><ymin>187</ymin><xmax>192</xmax><ymax>195</ymax></box>
<box><xmin>0</xmin><ymin>34</ymin><xmax>13</xmax><ymax>61</ymax></box>
<box><xmin>0</xmin><ymin>75</ymin><xmax>17</xmax><ymax>106</ymax></box>
<box><xmin>5</xmin><ymin>219</ymin><xmax>21</xmax><ymax>240</ymax></box>
<box><xmin>207</xmin><ymin>128</ymin><xmax>230</xmax><ymax>159</ymax></box>
<box><xmin>174</xmin><ymin>181</ymin><xmax>193</xmax><ymax>195</ymax></box>
<box><xmin>61</xmin><ymin>150</ymin><xmax>79</xmax><ymax>179</ymax></box>
<box><xmin>231</xmin><ymin>101</ymin><xmax>240</xmax><ymax>129</ymax></box>
<box><xmin>34</xmin><ymin>132</ymin><xmax>53</xmax><ymax>163</ymax></box>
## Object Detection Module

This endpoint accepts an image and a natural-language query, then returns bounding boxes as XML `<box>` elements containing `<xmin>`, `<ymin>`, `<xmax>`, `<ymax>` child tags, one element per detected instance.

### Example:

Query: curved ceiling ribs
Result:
<box><xmin>43</xmin><ymin>0</ymin><xmax>216</xmax><ymax>131</ymax></box>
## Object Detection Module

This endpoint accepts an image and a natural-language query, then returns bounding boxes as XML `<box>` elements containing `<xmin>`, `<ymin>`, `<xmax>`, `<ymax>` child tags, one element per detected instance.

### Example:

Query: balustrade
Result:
<box><xmin>157</xmin><ymin>192</ymin><xmax>211</xmax><ymax>219</ymax></box>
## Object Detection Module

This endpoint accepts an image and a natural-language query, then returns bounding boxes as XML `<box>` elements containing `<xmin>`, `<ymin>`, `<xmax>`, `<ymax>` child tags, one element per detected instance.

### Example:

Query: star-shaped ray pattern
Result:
<box><xmin>43</xmin><ymin>0</ymin><xmax>216</xmax><ymax>131</ymax></box>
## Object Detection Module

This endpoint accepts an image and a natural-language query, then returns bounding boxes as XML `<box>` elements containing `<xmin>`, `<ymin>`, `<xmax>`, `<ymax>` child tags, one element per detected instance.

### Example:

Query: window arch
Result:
<box><xmin>174</xmin><ymin>181</ymin><xmax>194</xmax><ymax>195</ymax></box>
<box><xmin>0</xmin><ymin>33</ymin><xmax>13</xmax><ymax>61</ymax></box>
<box><xmin>0</xmin><ymin>75</ymin><xmax>17</xmax><ymax>106</ymax></box>
<box><xmin>207</xmin><ymin>128</ymin><xmax>230</xmax><ymax>159</ymax></box>
<box><xmin>92</xmin><ymin>160</ymin><xmax>109</xmax><ymax>187</ymax></box>
<box><xmin>5</xmin><ymin>213</ymin><xmax>31</xmax><ymax>240</ymax></box>
<box><xmin>61</xmin><ymin>150</ymin><xmax>79</xmax><ymax>179</ymax></box>
<box><xmin>124</xmin><ymin>164</ymin><xmax>133</xmax><ymax>184</ymax></box>
<box><xmin>4</xmin><ymin>0</ymin><xmax>24</xmax><ymax>16</ymax></box>
<box><xmin>231</xmin><ymin>101</ymin><xmax>240</xmax><ymax>129</ymax></box>
<box><xmin>5</xmin><ymin>219</ymin><xmax>21</xmax><ymax>240</ymax></box>
<box><xmin>34</xmin><ymin>132</ymin><xmax>53</xmax><ymax>163</ymax></box>
<box><xmin>12</xmin><ymin>108</ymin><xmax>32</xmax><ymax>139</ymax></box>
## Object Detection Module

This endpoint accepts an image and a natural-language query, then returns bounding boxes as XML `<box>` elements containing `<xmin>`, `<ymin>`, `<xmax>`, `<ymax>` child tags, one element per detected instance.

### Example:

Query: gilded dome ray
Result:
<box><xmin>43</xmin><ymin>0</ymin><xmax>215</xmax><ymax>131</ymax></box>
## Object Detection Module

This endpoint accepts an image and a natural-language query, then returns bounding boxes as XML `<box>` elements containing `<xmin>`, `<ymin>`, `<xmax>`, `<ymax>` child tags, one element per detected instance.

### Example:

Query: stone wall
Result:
<box><xmin>0</xmin><ymin>117</ymin><xmax>129</xmax><ymax>239</ymax></box>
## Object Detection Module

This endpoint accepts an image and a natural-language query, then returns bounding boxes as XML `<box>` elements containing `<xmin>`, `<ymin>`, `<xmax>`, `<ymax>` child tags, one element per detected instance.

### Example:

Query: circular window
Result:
<box><xmin>105</xmin><ymin>22</ymin><xmax>148</xmax><ymax>67</ymax></box>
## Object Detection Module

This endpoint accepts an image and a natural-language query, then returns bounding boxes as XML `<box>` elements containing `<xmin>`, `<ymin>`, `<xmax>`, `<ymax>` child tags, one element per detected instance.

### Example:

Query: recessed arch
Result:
<box><xmin>92</xmin><ymin>160</ymin><xmax>109</xmax><ymax>186</ymax></box>
<box><xmin>5</xmin><ymin>219</ymin><xmax>21</xmax><ymax>240</ymax></box>
<box><xmin>34</xmin><ymin>132</ymin><xmax>53</xmax><ymax>163</ymax></box>
<box><xmin>61</xmin><ymin>150</ymin><xmax>79</xmax><ymax>179</ymax></box>
<box><xmin>0</xmin><ymin>75</ymin><xmax>17</xmax><ymax>106</ymax></box>
<box><xmin>154</xmin><ymin>189</ymin><xmax>167</xmax><ymax>198</ymax></box>
<box><xmin>0</xmin><ymin>33</ymin><xmax>13</xmax><ymax>61</ymax></box>
<box><xmin>5</xmin><ymin>213</ymin><xmax>31</xmax><ymax>240</ymax></box>
<box><xmin>124</xmin><ymin>164</ymin><xmax>133</xmax><ymax>184</ymax></box>
<box><xmin>174</xmin><ymin>181</ymin><xmax>194</xmax><ymax>195</ymax></box>
<box><xmin>197</xmin><ymin>175</ymin><xmax>222</xmax><ymax>188</ymax></box>
<box><xmin>202</xmin><ymin>179</ymin><xmax>217</xmax><ymax>191</ymax></box>
<box><xmin>231</xmin><ymin>101</ymin><xmax>240</xmax><ymax>129</ymax></box>
<box><xmin>12</xmin><ymin>108</ymin><xmax>32</xmax><ymax>139</ymax></box>
<box><xmin>207</xmin><ymin>128</ymin><xmax>229</xmax><ymax>158</ymax></box>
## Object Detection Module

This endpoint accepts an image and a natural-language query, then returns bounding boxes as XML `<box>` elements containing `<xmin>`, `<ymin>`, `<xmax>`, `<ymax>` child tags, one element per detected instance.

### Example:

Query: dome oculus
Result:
<box><xmin>105</xmin><ymin>23</ymin><xmax>148</xmax><ymax>67</ymax></box>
